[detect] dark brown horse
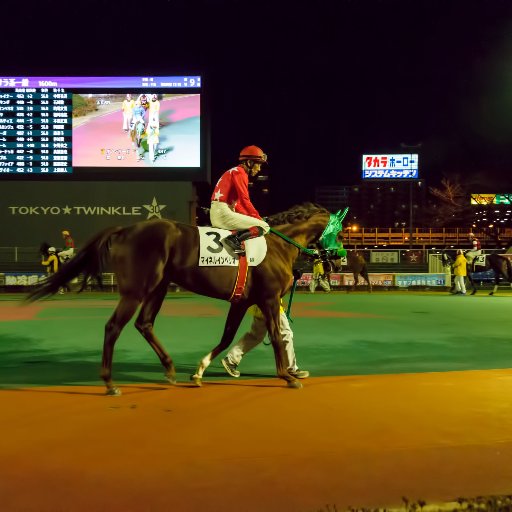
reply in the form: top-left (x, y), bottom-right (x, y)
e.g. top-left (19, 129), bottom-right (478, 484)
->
top-left (26, 203), bottom-right (338, 394)
top-left (333, 250), bottom-right (372, 292)
top-left (441, 249), bottom-right (512, 295)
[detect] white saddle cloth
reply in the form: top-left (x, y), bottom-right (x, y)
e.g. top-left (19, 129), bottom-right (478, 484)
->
top-left (197, 226), bottom-right (267, 267)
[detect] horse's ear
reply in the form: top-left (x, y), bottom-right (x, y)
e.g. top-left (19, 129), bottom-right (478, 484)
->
top-left (336, 207), bottom-right (349, 223)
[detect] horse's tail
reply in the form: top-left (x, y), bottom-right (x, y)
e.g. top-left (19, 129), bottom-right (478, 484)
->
top-left (25, 226), bottom-right (123, 302)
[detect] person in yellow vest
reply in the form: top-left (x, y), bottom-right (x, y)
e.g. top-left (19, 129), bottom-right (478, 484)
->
top-left (221, 300), bottom-right (309, 379)
top-left (452, 249), bottom-right (468, 295)
top-left (41, 247), bottom-right (65, 294)
top-left (121, 94), bottom-right (135, 132)
top-left (309, 257), bottom-right (331, 293)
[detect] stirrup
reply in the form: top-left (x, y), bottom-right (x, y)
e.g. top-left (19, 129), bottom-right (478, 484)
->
top-left (222, 236), bottom-right (245, 255)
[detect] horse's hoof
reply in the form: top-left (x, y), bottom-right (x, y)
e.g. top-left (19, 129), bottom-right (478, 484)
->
top-left (489, 292), bottom-right (494, 296)
top-left (471, 291), bottom-right (477, 295)
top-left (106, 387), bottom-right (121, 396)
top-left (287, 380), bottom-right (303, 389)
top-left (190, 375), bottom-right (202, 387)
top-left (165, 373), bottom-right (177, 385)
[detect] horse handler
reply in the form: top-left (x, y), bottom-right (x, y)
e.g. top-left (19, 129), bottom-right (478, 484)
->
top-left (210, 145), bottom-right (270, 255)
top-left (222, 301), bottom-right (309, 380)
top-left (453, 249), bottom-right (468, 295)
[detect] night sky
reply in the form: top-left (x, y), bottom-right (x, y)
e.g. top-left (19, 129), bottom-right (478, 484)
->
top-left (9, 0), bottom-right (512, 210)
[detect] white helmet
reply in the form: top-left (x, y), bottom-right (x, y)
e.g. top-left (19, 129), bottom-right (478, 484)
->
top-left (48, 247), bottom-right (56, 254)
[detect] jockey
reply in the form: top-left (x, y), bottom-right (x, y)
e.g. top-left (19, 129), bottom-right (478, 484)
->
top-left (465, 232), bottom-right (482, 267)
top-left (137, 94), bottom-right (149, 111)
top-left (210, 145), bottom-right (270, 255)
top-left (58, 230), bottom-right (75, 261)
top-left (131, 100), bottom-right (146, 130)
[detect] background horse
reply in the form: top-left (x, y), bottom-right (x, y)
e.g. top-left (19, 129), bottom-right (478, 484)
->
top-left (332, 250), bottom-right (372, 292)
top-left (441, 249), bottom-right (512, 295)
top-left (26, 203), bottom-right (339, 394)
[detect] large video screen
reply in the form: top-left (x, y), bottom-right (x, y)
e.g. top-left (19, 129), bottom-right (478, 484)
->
top-left (0, 76), bottom-right (208, 181)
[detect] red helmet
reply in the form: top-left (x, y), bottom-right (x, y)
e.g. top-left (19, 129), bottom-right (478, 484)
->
top-left (239, 145), bottom-right (267, 163)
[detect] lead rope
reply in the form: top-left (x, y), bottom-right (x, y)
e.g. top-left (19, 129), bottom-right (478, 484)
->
top-left (262, 228), bottom-right (316, 346)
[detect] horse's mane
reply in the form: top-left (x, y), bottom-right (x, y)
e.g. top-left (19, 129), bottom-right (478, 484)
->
top-left (266, 203), bottom-right (330, 227)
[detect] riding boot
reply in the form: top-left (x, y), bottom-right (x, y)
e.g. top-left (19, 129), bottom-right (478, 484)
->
top-left (222, 227), bottom-right (264, 255)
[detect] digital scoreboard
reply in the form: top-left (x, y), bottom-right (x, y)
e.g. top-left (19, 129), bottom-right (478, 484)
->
top-left (0, 76), bottom-right (205, 180)
top-left (0, 86), bottom-right (72, 173)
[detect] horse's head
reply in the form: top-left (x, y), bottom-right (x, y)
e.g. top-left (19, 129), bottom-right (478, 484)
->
top-left (267, 203), bottom-right (347, 257)
top-left (441, 250), bottom-right (454, 267)
top-left (318, 207), bottom-right (348, 259)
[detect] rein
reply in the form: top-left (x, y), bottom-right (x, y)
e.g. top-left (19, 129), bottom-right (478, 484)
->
top-left (269, 227), bottom-right (317, 257)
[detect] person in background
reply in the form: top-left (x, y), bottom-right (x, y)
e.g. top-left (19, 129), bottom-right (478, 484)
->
top-left (452, 248), bottom-right (468, 295)
top-left (309, 256), bottom-right (331, 293)
top-left (148, 93), bottom-right (160, 125)
top-left (146, 119), bottom-right (159, 163)
top-left (58, 230), bottom-right (75, 262)
top-left (465, 232), bottom-right (482, 269)
top-left (221, 300), bottom-right (309, 380)
top-left (210, 145), bottom-right (270, 255)
top-left (121, 93), bottom-right (134, 132)
top-left (41, 247), bottom-right (65, 294)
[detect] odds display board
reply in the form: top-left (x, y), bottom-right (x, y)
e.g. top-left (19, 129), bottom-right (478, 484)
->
top-left (0, 76), bottom-right (207, 181)
top-left (362, 154), bottom-right (419, 179)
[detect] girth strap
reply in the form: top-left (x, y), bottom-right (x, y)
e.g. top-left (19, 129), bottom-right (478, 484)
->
top-left (229, 247), bottom-right (249, 302)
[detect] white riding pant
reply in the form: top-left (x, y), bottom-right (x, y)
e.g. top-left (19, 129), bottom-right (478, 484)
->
top-left (58, 248), bottom-right (74, 262)
top-left (210, 201), bottom-right (269, 233)
top-left (227, 310), bottom-right (298, 372)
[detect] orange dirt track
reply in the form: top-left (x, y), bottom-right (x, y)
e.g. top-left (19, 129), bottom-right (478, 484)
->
top-left (1, 370), bottom-right (512, 512)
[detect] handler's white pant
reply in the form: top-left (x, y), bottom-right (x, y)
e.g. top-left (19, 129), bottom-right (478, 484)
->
top-left (122, 112), bottom-right (132, 131)
top-left (454, 275), bottom-right (466, 294)
top-left (210, 201), bottom-right (269, 233)
top-left (227, 310), bottom-right (298, 372)
top-left (310, 274), bottom-right (331, 293)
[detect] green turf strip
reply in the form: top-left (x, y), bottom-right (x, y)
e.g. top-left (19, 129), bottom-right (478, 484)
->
top-left (1, 291), bottom-right (511, 388)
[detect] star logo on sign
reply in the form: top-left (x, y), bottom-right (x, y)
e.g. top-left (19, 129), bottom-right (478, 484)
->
top-left (143, 197), bottom-right (167, 219)
top-left (409, 253), bottom-right (418, 262)
top-left (62, 205), bottom-right (72, 214)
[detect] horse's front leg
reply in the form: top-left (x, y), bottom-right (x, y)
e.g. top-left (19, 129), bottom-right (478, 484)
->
top-left (260, 300), bottom-right (302, 389)
top-left (191, 302), bottom-right (248, 387)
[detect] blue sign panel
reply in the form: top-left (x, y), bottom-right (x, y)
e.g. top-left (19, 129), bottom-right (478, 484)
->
top-left (362, 154), bottom-right (419, 179)
top-left (395, 273), bottom-right (446, 287)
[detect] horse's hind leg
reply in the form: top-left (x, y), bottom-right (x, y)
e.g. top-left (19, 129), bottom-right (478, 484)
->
top-left (134, 281), bottom-right (176, 384)
top-left (102, 295), bottom-right (140, 396)
top-left (191, 302), bottom-right (248, 386)
top-left (351, 273), bottom-right (359, 291)
top-left (468, 273), bottom-right (477, 295)
top-left (361, 269), bottom-right (372, 292)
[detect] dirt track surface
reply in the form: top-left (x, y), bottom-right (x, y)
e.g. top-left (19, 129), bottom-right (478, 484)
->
top-left (2, 370), bottom-right (512, 512)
